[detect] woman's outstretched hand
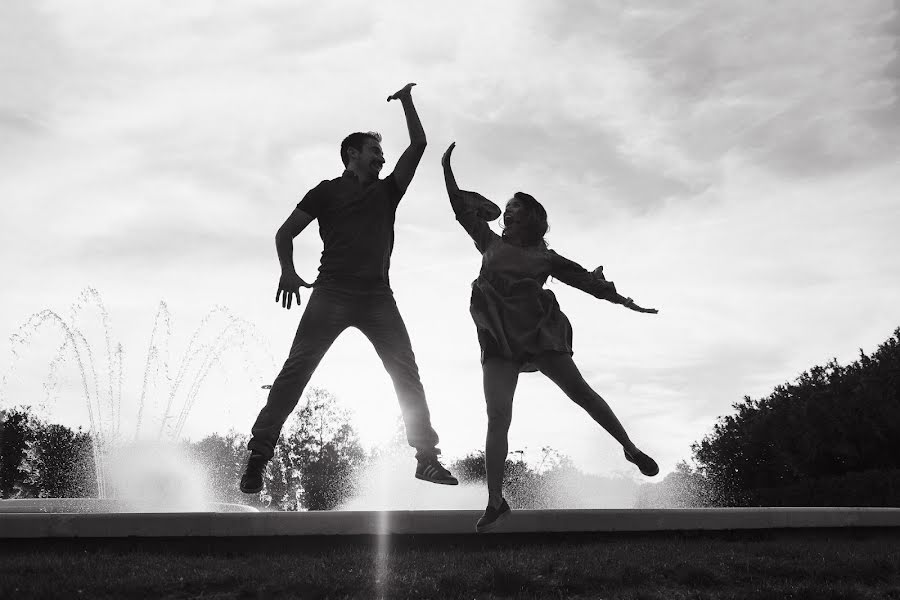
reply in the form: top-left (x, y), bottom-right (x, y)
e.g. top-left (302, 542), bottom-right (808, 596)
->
top-left (442, 142), bottom-right (462, 198)
top-left (623, 297), bottom-right (659, 314)
top-left (442, 141), bottom-right (456, 167)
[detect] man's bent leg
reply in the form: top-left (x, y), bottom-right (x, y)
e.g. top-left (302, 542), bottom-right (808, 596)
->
top-left (358, 295), bottom-right (440, 461)
top-left (248, 289), bottom-right (349, 460)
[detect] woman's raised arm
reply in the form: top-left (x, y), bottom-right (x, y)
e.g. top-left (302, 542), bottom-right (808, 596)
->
top-left (442, 142), bottom-right (500, 254)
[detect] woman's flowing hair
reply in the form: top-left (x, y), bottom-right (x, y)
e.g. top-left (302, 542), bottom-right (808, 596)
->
top-left (502, 191), bottom-right (549, 249)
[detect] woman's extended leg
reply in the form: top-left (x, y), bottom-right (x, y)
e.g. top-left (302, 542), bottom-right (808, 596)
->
top-left (532, 352), bottom-right (639, 455)
top-left (482, 356), bottom-right (521, 508)
top-left (533, 352), bottom-right (658, 475)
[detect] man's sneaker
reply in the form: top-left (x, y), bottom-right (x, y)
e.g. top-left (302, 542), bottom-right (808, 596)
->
top-left (415, 457), bottom-right (459, 485)
top-left (239, 451), bottom-right (269, 493)
top-left (476, 498), bottom-right (511, 533)
top-left (624, 448), bottom-right (659, 477)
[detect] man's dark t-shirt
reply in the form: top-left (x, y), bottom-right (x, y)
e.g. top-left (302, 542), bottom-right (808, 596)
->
top-left (297, 170), bottom-right (405, 295)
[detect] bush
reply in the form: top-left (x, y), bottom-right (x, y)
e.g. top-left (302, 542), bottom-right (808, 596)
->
top-left (691, 327), bottom-right (900, 506)
top-left (751, 468), bottom-right (900, 507)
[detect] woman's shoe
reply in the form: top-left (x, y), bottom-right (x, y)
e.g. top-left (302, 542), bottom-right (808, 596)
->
top-left (476, 498), bottom-right (511, 533)
top-left (624, 448), bottom-right (659, 477)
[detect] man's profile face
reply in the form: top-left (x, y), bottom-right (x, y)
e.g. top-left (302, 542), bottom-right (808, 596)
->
top-left (352, 138), bottom-right (385, 179)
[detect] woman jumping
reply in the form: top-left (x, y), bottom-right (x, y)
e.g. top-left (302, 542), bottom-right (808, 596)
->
top-left (442, 142), bottom-right (660, 533)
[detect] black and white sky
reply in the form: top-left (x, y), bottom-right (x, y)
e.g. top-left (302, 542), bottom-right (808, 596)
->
top-left (2, 0), bottom-right (899, 479)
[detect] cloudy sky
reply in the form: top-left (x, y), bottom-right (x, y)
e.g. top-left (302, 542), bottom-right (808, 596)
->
top-left (2, 0), bottom-right (899, 485)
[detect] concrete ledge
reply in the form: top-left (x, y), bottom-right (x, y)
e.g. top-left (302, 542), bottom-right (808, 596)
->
top-left (0, 499), bottom-right (257, 514)
top-left (1, 507), bottom-right (899, 538)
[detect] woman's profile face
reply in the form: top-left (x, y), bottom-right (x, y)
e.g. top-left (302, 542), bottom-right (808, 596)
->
top-left (503, 197), bottom-right (526, 227)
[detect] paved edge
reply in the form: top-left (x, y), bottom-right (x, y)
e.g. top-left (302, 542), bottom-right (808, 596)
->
top-left (1, 508), bottom-right (899, 538)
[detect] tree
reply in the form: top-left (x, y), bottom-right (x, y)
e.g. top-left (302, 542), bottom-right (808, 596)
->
top-left (1, 407), bottom-right (100, 499)
top-left (450, 447), bottom-right (591, 509)
top-left (450, 451), bottom-right (486, 484)
top-left (690, 327), bottom-right (900, 506)
top-left (0, 407), bottom-right (39, 499)
top-left (635, 461), bottom-right (715, 508)
top-left (179, 388), bottom-right (365, 511)
top-left (280, 387), bottom-right (365, 510)
top-left (28, 423), bottom-right (96, 498)
top-left (264, 435), bottom-right (301, 511)
top-left (190, 430), bottom-right (255, 506)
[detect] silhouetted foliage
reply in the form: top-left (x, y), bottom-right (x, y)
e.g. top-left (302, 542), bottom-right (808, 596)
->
top-left (752, 468), bottom-right (900, 507)
top-left (191, 429), bottom-right (254, 507)
top-left (505, 449), bottom-right (566, 509)
top-left (185, 388), bottom-right (364, 511)
top-left (0, 407), bottom-right (37, 499)
top-left (0, 388), bottom-right (365, 509)
top-left (29, 423), bottom-right (96, 498)
top-left (635, 461), bottom-right (717, 508)
top-left (450, 446), bottom-right (639, 509)
top-left (690, 327), bottom-right (900, 506)
top-left (451, 450), bottom-right (486, 483)
top-left (0, 406), bottom-right (97, 499)
top-left (282, 388), bottom-right (365, 510)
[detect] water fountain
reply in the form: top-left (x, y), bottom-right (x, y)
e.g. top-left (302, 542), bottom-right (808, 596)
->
top-left (2, 290), bottom-right (899, 538)
top-left (0, 288), bottom-right (275, 512)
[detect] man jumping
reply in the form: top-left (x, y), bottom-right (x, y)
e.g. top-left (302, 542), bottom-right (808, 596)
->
top-left (240, 83), bottom-right (458, 494)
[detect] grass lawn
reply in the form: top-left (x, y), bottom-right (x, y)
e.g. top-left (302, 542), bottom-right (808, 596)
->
top-left (1, 530), bottom-right (898, 599)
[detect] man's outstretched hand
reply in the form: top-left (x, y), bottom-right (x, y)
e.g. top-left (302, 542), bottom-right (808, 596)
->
top-left (276, 272), bottom-right (312, 310)
top-left (387, 83), bottom-right (416, 102)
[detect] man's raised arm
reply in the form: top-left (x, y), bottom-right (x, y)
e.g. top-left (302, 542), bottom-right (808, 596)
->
top-left (387, 82), bottom-right (427, 193)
